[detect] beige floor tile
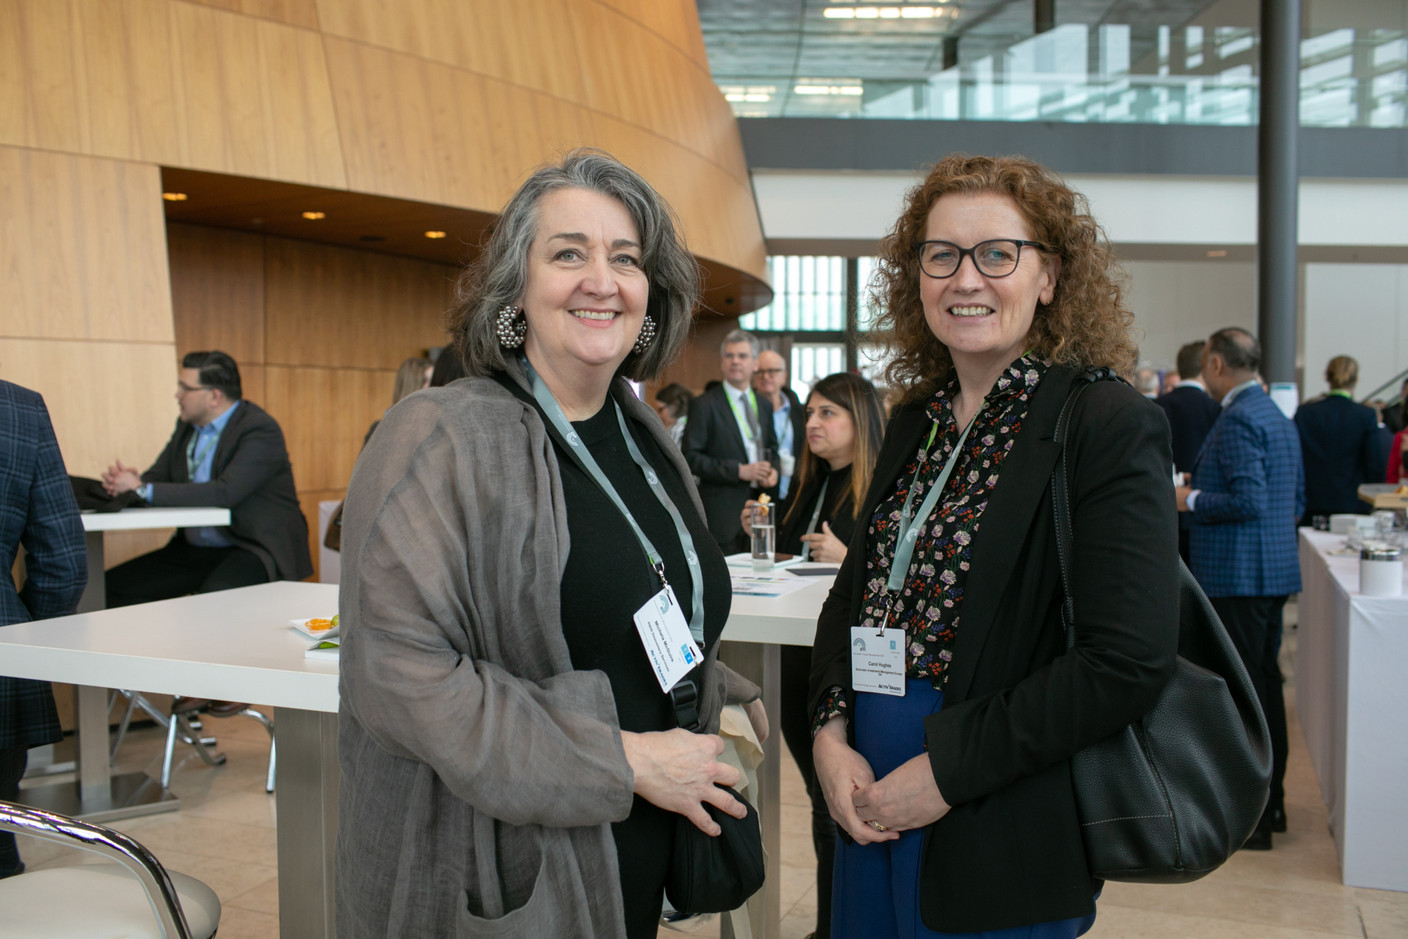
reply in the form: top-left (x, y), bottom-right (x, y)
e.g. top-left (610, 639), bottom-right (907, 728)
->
top-left (1089, 903), bottom-right (1358, 938)
top-left (227, 874), bottom-right (281, 916)
top-left (1357, 886), bottom-right (1408, 939)
top-left (212, 904), bottom-right (280, 939)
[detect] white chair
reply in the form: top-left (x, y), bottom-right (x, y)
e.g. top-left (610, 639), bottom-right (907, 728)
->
top-left (0, 799), bottom-right (221, 938)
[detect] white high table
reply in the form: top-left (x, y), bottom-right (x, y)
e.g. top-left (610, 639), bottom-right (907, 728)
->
top-left (0, 580), bottom-right (340, 937)
top-left (1296, 529), bottom-right (1408, 892)
top-left (21, 507), bottom-right (235, 820)
top-left (719, 564), bottom-right (836, 938)
top-left (0, 569), bottom-right (835, 937)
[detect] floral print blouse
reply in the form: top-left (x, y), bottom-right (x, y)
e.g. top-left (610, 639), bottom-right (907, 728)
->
top-left (813, 355), bottom-right (1049, 732)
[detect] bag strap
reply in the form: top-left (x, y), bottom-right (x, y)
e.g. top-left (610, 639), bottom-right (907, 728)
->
top-left (1050, 366), bottom-right (1124, 651)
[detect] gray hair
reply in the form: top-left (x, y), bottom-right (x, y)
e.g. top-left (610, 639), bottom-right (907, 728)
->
top-left (721, 328), bottom-right (758, 357)
top-left (449, 149), bottom-right (700, 382)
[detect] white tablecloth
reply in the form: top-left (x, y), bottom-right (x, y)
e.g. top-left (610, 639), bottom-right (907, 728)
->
top-left (1296, 528), bottom-right (1408, 892)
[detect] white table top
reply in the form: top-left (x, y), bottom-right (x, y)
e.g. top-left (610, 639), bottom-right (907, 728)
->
top-left (0, 581), bottom-right (339, 712)
top-left (81, 506), bottom-right (231, 532)
top-left (1300, 528), bottom-right (1408, 605)
top-left (720, 565), bottom-right (835, 646)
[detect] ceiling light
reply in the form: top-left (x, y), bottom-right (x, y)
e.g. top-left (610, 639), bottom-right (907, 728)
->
top-left (855, 7), bottom-right (879, 18)
top-left (823, 8), bottom-right (855, 17)
top-left (902, 7), bottom-right (934, 17)
top-left (302, 211), bottom-right (326, 220)
top-left (878, 7), bottom-right (901, 18)
top-left (162, 192), bottom-right (188, 201)
top-left (424, 231), bottom-right (447, 239)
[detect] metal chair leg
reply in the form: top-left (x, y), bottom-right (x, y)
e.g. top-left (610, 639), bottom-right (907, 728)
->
top-left (109, 691), bottom-right (140, 763)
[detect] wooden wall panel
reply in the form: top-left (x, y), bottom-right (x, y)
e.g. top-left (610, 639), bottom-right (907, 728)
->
top-left (595, 0), bottom-right (711, 69)
top-left (323, 38), bottom-right (600, 210)
top-left (0, 147), bottom-right (173, 343)
top-left (0, 339), bottom-right (179, 480)
top-left (180, 0), bottom-right (320, 29)
top-left (314, 0), bottom-right (588, 104)
top-left (265, 365), bottom-right (391, 492)
top-left (167, 223), bottom-right (266, 366)
top-left (0, 0), bottom-right (346, 187)
top-left (263, 237), bottom-right (455, 369)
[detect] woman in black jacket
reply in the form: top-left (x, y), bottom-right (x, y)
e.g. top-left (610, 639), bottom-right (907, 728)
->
top-left (809, 154), bottom-right (1178, 937)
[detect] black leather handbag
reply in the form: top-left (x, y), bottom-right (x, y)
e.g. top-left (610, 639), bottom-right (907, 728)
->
top-left (662, 679), bottom-right (766, 913)
top-left (1050, 370), bottom-right (1272, 883)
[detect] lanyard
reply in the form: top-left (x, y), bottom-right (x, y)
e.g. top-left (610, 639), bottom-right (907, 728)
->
top-left (724, 386), bottom-right (761, 444)
top-left (798, 476), bottom-right (829, 562)
top-left (185, 428), bottom-right (219, 480)
top-left (883, 405), bottom-right (982, 599)
top-left (524, 359), bottom-right (706, 643)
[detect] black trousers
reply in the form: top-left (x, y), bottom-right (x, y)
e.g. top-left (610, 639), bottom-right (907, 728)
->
top-left (104, 537), bottom-right (269, 608)
top-left (0, 747), bottom-right (26, 875)
top-left (1210, 595), bottom-right (1289, 820)
top-left (781, 644), bottom-right (836, 939)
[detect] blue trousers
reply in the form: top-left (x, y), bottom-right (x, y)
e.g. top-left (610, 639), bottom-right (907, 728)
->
top-left (831, 680), bottom-right (1096, 939)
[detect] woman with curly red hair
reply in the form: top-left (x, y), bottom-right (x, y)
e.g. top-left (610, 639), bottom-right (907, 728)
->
top-left (809, 154), bottom-right (1179, 936)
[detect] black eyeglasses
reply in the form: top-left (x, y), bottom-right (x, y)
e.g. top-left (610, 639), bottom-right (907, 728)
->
top-left (177, 382), bottom-right (212, 395)
top-left (916, 239), bottom-right (1048, 279)
top-left (754, 368), bottom-right (785, 378)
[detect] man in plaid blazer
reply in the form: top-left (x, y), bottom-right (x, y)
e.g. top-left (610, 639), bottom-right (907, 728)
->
top-left (0, 380), bottom-right (87, 877)
top-left (1176, 327), bottom-right (1303, 851)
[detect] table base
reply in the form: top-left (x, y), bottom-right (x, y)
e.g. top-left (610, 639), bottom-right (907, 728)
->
top-left (19, 770), bottom-right (179, 823)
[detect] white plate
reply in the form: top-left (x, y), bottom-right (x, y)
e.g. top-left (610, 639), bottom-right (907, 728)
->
top-left (289, 617), bottom-right (339, 640)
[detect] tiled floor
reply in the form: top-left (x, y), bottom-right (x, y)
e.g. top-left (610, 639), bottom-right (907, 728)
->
top-left (16, 624), bottom-right (1408, 938)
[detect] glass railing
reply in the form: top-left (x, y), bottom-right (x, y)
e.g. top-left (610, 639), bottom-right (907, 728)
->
top-left (714, 25), bottom-right (1407, 127)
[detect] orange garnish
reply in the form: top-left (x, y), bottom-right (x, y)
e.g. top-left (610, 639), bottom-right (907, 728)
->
top-left (306, 618), bottom-right (333, 631)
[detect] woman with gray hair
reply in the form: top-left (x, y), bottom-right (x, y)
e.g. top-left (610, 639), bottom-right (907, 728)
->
top-left (335, 149), bottom-right (764, 937)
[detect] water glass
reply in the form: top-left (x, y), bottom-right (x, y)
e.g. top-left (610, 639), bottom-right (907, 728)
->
top-left (750, 503), bottom-right (775, 573)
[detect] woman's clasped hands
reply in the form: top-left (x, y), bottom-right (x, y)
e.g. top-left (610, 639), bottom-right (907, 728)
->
top-left (813, 719), bottom-right (951, 842)
top-left (622, 728), bottom-right (745, 836)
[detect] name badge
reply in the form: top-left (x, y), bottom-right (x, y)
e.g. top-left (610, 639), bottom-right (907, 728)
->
top-left (633, 585), bottom-right (704, 694)
top-left (850, 627), bottom-right (906, 696)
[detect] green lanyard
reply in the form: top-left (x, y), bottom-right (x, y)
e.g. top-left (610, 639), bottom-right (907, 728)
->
top-left (724, 386), bottom-right (761, 444)
top-left (524, 359), bottom-right (706, 644)
top-left (884, 406), bottom-right (982, 597)
top-left (185, 429), bottom-right (219, 480)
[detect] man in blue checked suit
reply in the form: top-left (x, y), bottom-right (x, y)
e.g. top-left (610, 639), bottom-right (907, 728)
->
top-left (1, 380), bottom-right (87, 878)
top-left (1176, 327), bottom-right (1303, 851)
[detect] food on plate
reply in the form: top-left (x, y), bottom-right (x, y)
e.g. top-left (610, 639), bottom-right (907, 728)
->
top-left (305, 617), bottom-right (334, 632)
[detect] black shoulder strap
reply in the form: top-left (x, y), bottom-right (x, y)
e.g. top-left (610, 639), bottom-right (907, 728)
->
top-left (1050, 366), bottom-right (1125, 650)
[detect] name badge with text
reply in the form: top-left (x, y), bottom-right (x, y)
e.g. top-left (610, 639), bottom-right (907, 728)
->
top-left (850, 627), bottom-right (906, 696)
top-left (633, 586), bottom-right (703, 694)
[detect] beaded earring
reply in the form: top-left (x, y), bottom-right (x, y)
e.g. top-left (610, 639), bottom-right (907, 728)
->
top-left (495, 305), bottom-right (526, 348)
top-left (632, 315), bottom-right (657, 355)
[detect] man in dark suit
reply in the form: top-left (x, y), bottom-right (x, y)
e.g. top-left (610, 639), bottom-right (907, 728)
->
top-left (1294, 355), bottom-right (1391, 525)
top-left (1176, 327), bottom-right (1304, 850)
top-left (0, 380), bottom-right (86, 878)
top-left (682, 329), bottom-right (778, 550)
top-left (1156, 340), bottom-right (1223, 562)
top-left (753, 348), bottom-right (805, 501)
top-left (102, 351), bottom-right (312, 606)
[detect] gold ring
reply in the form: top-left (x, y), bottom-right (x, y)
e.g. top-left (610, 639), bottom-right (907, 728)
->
top-left (871, 821), bottom-right (888, 832)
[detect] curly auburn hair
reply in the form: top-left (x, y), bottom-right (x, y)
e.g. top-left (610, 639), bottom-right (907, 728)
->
top-left (870, 154), bottom-right (1136, 401)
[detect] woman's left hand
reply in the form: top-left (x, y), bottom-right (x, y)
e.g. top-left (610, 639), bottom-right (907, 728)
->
top-left (851, 754), bottom-right (951, 832)
top-left (799, 521), bottom-right (847, 564)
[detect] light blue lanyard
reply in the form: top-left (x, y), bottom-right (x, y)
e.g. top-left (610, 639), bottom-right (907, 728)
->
top-left (884, 408), bottom-right (981, 596)
top-left (185, 429), bottom-right (219, 480)
top-left (798, 477), bottom-right (829, 562)
top-left (524, 359), bottom-right (706, 644)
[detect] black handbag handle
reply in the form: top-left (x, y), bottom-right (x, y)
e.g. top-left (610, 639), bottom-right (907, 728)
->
top-left (1049, 367), bottom-right (1123, 650)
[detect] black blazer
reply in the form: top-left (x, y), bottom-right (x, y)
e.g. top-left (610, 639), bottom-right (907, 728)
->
top-left (810, 367), bottom-right (1178, 932)
top-left (144, 400), bottom-right (313, 582)
top-left (1154, 384), bottom-right (1220, 475)
top-left (681, 384), bottom-right (778, 547)
top-left (1294, 393), bottom-right (1390, 522)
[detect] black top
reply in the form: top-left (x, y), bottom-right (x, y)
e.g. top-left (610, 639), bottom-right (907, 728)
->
top-left (777, 463), bottom-right (856, 555)
top-left (551, 396), bottom-right (732, 734)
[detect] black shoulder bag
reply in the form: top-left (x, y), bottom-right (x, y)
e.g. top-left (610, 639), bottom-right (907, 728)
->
top-left (661, 678), bottom-right (767, 914)
top-left (1051, 368), bottom-right (1272, 883)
